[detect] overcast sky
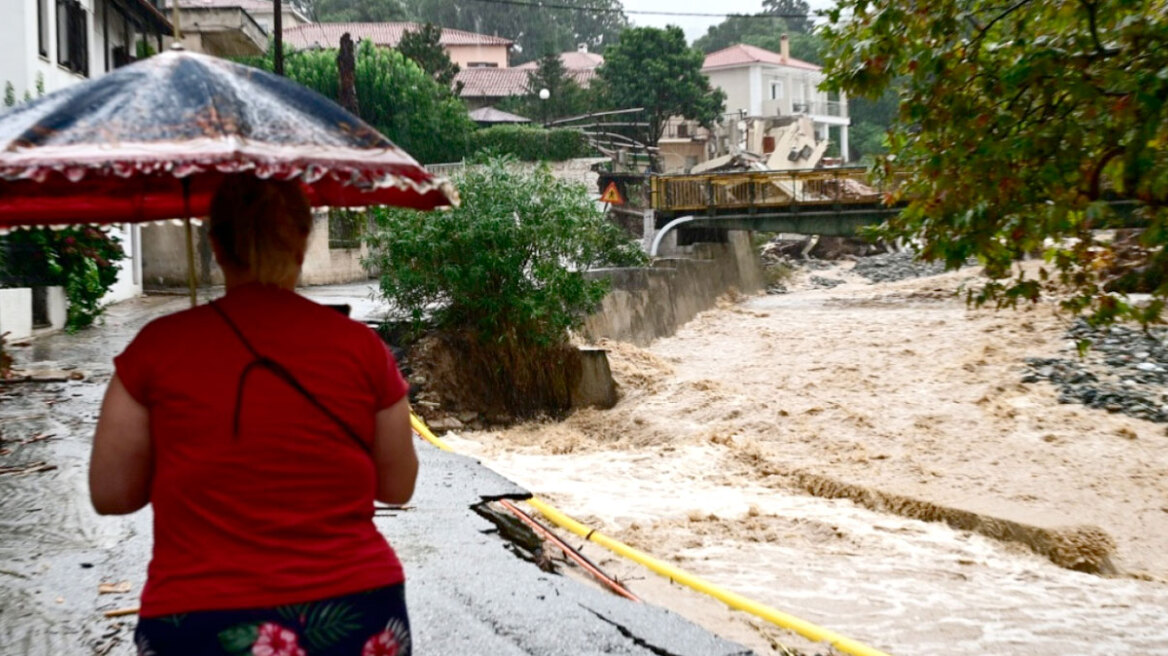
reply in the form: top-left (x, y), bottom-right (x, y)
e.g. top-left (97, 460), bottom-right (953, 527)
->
top-left (621, 0), bottom-right (837, 44)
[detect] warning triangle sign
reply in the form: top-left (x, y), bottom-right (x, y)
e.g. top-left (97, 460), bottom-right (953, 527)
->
top-left (600, 181), bottom-right (625, 205)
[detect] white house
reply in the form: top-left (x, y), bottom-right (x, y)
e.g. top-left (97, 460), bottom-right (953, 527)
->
top-left (0, 0), bottom-right (171, 336)
top-left (702, 39), bottom-right (850, 161)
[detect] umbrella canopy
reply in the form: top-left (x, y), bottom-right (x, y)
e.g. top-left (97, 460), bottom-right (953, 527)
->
top-left (0, 49), bottom-right (457, 227)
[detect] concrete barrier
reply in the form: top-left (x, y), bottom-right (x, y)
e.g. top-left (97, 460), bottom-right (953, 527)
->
top-left (582, 231), bottom-right (763, 346)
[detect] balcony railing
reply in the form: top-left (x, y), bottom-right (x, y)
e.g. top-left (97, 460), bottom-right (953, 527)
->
top-left (791, 100), bottom-right (847, 118)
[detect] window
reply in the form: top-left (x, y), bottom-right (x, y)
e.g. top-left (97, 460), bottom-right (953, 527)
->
top-left (467, 62), bottom-right (498, 68)
top-left (37, 0), bottom-right (50, 58)
top-left (769, 80), bottom-right (783, 100)
top-left (56, 0), bottom-right (88, 76)
top-left (676, 123), bottom-right (689, 138)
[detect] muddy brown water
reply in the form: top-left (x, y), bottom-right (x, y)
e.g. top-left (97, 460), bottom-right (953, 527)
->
top-left (451, 261), bottom-right (1168, 656)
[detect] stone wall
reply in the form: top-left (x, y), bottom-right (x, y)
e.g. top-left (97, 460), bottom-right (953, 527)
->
top-left (581, 231), bottom-right (763, 346)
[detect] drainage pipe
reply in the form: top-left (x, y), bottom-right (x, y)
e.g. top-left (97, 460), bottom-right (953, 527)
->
top-left (410, 413), bottom-right (893, 656)
top-left (648, 215), bottom-right (695, 257)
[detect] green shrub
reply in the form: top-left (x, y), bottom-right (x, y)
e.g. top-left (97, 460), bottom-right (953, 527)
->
top-left (365, 155), bottom-right (645, 416)
top-left (466, 125), bottom-right (590, 162)
top-left (0, 227), bottom-right (125, 332)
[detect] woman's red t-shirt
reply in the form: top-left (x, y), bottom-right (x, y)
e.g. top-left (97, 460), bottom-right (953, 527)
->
top-left (114, 284), bottom-right (410, 617)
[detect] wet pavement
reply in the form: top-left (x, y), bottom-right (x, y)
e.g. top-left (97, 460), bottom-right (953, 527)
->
top-left (0, 284), bottom-right (752, 656)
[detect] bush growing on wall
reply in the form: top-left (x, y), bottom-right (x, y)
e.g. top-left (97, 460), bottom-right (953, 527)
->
top-left (466, 125), bottom-right (590, 162)
top-left (364, 155), bottom-right (644, 416)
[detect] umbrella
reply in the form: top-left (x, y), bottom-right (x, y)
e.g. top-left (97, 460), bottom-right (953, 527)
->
top-left (0, 48), bottom-right (457, 226)
top-left (0, 47), bottom-right (456, 305)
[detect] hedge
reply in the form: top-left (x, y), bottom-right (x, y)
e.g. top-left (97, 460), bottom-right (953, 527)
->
top-left (466, 125), bottom-right (590, 162)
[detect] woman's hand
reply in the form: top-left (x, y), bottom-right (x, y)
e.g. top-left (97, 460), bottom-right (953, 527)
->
top-left (90, 375), bottom-right (153, 515)
top-left (373, 397), bottom-right (418, 505)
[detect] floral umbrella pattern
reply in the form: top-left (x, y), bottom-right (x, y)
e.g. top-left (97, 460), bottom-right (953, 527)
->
top-left (0, 49), bottom-right (457, 227)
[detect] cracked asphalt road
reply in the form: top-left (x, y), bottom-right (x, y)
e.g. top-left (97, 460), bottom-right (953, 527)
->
top-left (0, 287), bottom-right (752, 656)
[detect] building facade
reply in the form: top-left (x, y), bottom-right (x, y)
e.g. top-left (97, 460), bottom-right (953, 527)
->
top-left (702, 39), bottom-right (850, 162)
top-left (283, 22), bottom-right (512, 69)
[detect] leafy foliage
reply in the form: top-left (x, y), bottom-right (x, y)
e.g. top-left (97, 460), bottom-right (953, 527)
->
top-left (3, 82), bottom-right (14, 108)
top-left (366, 155), bottom-right (645, 416)
top-left (243, 42), bottom-right (475, 164)
top-left (0, 227), bottom-right (125, 332)
top-left (468, 125), bottom-right (590, 161)
top-left (761, 0), bottom-right (814, 34)
top-left (598, 26), bottom-right (726, 165)
top-left (693, 16), bottom-right (824, 63)
top-left (823, 0), bottom-right (1168, 325)
top-left (397, 22), bottom-right (462, 92)
top-left (365, 155), bottom-right (646, 347)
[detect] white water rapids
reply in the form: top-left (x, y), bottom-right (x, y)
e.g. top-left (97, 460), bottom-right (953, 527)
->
top-left (449, 262), bottom-right (1168, 656)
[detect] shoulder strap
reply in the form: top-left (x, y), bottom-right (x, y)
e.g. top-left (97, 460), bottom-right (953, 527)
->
top-left (208, 300), bottom-right (370, 454)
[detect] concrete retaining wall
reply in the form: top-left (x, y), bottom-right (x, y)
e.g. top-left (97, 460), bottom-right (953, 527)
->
top-left (140, 213), bottom-right (370, 288)
top-left (582, 231), bottom-right (763, 346)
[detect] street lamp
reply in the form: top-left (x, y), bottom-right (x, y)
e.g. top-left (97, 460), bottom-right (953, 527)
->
top-left (538, 88), bottom-right (550, 127)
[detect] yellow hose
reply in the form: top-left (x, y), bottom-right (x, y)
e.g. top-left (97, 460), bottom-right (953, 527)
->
top-left (410, 412), bottom-right (893, 656)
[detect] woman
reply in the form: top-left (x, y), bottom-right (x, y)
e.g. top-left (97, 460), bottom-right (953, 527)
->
top-left (89, 176), bottom-right (418, 656)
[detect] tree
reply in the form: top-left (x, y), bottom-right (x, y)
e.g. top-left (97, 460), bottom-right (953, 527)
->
top-left (693, 15), bottom-right (825, 64)
top-left (512, 53), bottom-right (592, 124)
top-left (404, 0), bottom-right (628, 65)
top-left (822, 0), bottom-right (1168, 326)
top-left (762, 0), bottom-right (813, 34)
top-left (397, 22), bottom-right (462, 92)
top-left (242, 41), bottom-right (475, 164)
top-left (365, 155), bottom-right (646, 416)
top-left (599, 26), bottom-right (725, 167)
top-left (847, 84), bottom-right (899, 161)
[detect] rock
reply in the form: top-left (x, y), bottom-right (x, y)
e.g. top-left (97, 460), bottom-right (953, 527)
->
top-left (427, 416), bottom-right (464, 432)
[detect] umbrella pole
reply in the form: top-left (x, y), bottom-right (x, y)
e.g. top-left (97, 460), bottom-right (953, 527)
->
top-left (181, 178), bottom-right (197, 307)
top-left (184, 218), bottom-right (197, 307)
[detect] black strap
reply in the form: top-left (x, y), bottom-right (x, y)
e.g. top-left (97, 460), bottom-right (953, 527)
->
top-left (208, 300), bottom-right (370, 454)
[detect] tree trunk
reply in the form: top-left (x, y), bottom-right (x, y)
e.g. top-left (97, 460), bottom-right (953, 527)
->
top-left (337, 33), bottom-right (359, 116)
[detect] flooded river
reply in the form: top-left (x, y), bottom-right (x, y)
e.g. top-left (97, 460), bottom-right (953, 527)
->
top-left (452, 262), bottom-right (1168, 656)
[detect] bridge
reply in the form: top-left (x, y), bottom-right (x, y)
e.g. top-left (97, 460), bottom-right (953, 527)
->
top-left (646, 167), bottom-right (903, 255)
top-left (643, 167), bottom-right (1144, 256)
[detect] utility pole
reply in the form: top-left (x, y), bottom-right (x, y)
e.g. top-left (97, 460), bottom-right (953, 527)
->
top-left (273, 0), bottom-right (284, 75)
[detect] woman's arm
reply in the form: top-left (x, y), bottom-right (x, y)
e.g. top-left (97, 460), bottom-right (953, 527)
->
top-left (89, 375), bottom-right (153, 515)
top-left (373, 397), bottom-right (418, 505)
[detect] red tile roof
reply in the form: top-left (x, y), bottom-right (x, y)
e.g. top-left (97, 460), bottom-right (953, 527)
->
top-left (515, 50), bottom-right (604, 70)
top-left (455, 68), bottom-right (529, 98)
top-left (702, 44), bottom-right (821, 72)
top-left (455, 67), bottom-right (597, 98)
top-left (283, 22), bottom-right (513, 50)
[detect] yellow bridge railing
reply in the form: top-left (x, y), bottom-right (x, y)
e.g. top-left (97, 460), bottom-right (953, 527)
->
top-left (650, 167), bottom-right (906, 214)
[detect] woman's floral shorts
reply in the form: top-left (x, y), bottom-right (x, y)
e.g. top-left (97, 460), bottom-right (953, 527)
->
top-left (134, 584), bottom-right (410, 656)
